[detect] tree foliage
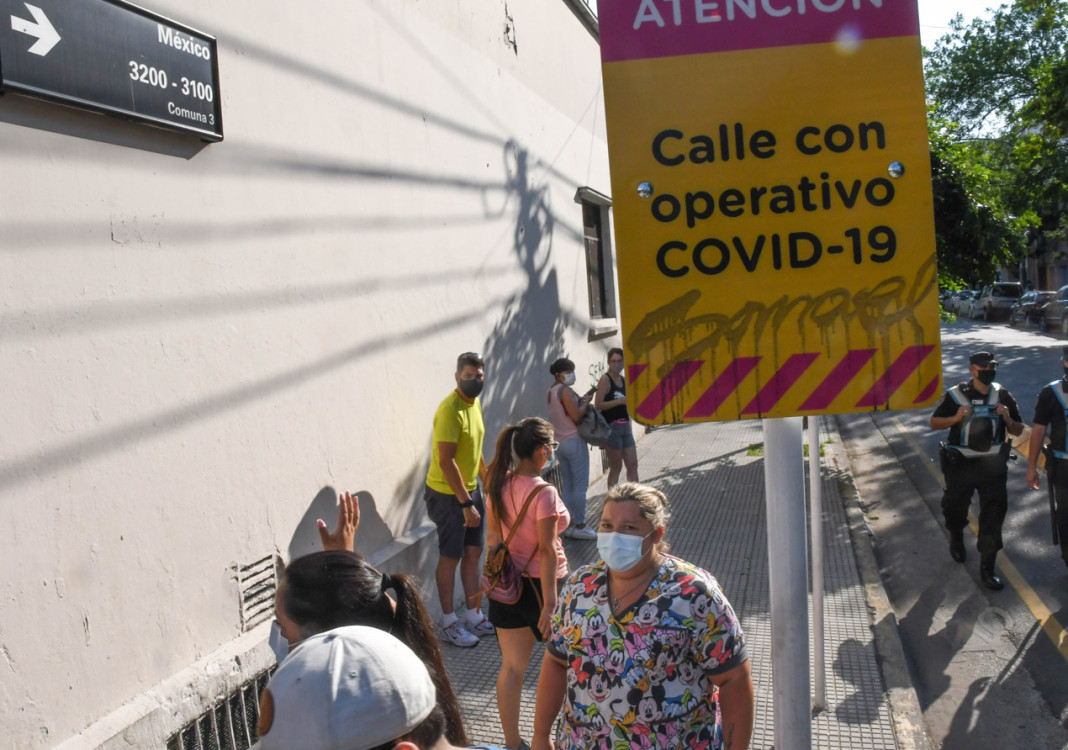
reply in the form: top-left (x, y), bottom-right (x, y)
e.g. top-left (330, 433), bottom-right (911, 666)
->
top-left (924, 0), bottom-right (1068, 286)
top-left (929, 121), bottom-right (1017, 286)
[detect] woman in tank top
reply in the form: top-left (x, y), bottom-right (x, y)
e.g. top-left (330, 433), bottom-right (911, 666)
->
top-left (595, 347), bottom-right (639, 487)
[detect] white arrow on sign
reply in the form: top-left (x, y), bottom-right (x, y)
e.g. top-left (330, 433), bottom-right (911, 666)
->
top-left (11, 3), bottom-right (60, 56)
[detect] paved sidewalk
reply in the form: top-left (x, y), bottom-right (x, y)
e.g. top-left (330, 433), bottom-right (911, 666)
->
top-left (440, 419), bottom-right (925, 749)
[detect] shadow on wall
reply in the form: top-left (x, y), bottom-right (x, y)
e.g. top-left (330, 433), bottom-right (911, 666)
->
top-left (0, 27), bottom-right (601, 588)
top-left (480, 141), bottom-right (571, 444)
top-left (286, 486), bottom-right (395, 562)
top-left (384, 453), bottom-right (435, 540)
top-left (0, 93), bottom-right (209, 158)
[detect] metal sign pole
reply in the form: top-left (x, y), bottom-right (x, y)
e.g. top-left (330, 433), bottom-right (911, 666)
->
top-left (809, 417), bottom-right (826, 710)
top-left (764, 417), bottom-right (811, 750)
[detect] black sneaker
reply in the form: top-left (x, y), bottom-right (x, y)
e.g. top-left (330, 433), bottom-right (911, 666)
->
top-left (949, 529), bottom-right (966, 563)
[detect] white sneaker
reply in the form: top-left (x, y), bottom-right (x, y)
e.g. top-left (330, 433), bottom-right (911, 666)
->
top-left (467, 616), bottom-right (495, 637)
top-left (568, 525), bottom-right (597, 540)
top-left (440, 621), bottom-right (478, 648)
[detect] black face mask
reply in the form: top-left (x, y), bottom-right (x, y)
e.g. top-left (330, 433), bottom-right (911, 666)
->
top-left (977, 369), bottom-right (997, 386)
top-left (458, 378), bottom-right (484, 398)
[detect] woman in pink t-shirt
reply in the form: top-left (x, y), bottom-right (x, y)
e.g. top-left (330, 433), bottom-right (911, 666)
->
top-left (484, 417), bottom-right (570, 750)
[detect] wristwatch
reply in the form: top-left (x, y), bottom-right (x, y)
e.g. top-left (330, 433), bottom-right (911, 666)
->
top-left (459, 499), bottom-right (475, 508)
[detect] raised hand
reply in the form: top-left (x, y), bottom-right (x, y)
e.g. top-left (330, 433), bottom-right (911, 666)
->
top-left (317, 491), bottom-right (360, 551)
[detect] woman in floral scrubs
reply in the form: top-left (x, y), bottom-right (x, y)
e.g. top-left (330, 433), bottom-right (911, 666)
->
top-left (531, 483), bottom-right (754, 750)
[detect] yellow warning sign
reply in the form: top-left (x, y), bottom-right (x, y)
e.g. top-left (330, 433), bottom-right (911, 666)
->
top-left (600, 2), bottom-right (942, 424)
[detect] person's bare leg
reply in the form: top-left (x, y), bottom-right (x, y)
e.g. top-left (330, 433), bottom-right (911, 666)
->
top-left (460, 544), bottom-right (484, 614)
top-left (606, 447), bottom-right (623, 488)
top-left (623, 446), bottom-right (639, 483)
top-left (496, 627), bottom-right (537, 748)
top-left (436, 555), bottom-right (461, 614)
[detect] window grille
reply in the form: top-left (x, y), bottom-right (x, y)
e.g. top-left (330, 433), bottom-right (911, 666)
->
top-left (166, 669), bottom-right (274, 750)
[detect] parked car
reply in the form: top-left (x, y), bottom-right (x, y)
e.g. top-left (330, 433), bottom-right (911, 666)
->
top-left (945, 290), bottom-right (972, 314)
top-left (974, 282), bottom-right (1022, 321)
top-left (1042, 285), bottom-right (1068, 334)
top-left (1008, 290), bottom-right (1054, 326)
top-left (957, 290), bottom-right (979, 318)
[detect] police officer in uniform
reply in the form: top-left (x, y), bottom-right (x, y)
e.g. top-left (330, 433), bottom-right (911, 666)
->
top-left (1025, 347), bottom-right (1068, 570)
top-left (930, 351), bottom-right (1023, 590)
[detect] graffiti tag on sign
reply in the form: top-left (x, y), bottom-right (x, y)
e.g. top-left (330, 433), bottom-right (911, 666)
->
top-left (600, 0), bottom-right (941, 423)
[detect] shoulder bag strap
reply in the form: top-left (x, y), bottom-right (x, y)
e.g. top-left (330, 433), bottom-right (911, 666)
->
top-left (503, 482), bottom-right (546, 587)
top-left (501, 482), bottom-right (545, 547)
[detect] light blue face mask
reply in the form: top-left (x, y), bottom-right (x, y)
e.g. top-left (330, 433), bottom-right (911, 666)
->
top-left (597, 529), bottom-right (654, 572)
top-left (545, 444), bottom-right (557, 468)
top-left (268, 620), bottom-right (291, 664)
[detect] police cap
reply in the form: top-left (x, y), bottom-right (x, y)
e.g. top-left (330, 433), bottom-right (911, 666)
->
top-left (969, 351), bottom-right (997, 367)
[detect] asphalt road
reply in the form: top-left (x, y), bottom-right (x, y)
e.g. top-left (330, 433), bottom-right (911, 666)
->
top-left (838, 315), bottom-right (1068, 750)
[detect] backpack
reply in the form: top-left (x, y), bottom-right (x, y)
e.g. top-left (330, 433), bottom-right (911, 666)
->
top-left (577, 406), bottom-right (611, 447)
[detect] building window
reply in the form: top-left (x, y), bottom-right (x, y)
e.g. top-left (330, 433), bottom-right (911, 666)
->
top-left (575, 187), bottom-right (617, 335)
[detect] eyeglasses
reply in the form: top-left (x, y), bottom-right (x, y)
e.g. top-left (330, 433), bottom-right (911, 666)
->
top-left (548, 441), bottom-right (560, 449)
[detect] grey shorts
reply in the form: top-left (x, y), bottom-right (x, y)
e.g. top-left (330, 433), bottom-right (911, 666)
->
top-left (607, 419), bottom-right (636, 450)
top-left (424, 484), bottom-right (485, 559)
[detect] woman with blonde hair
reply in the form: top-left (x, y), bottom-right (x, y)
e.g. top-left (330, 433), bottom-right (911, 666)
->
top-left (484, 417), bottom-right (571, 750)
top-left (532, 482), bottom-right (754, 750)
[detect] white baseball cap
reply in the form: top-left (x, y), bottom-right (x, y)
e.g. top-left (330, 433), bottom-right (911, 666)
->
top-left (257, 625), bottom-right (436, 750)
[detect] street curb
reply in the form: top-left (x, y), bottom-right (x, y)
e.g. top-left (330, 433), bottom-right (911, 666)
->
top-left (826, 416), bottom-right (933, 750)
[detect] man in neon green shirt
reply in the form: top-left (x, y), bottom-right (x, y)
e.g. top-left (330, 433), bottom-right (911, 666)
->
top-left (425, 352), bottom-right (491, 647)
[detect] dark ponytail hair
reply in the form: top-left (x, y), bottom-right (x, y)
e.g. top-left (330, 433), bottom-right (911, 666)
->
top-left (279, 550), bottom-right (468, 745)
top-left (486, 417), bottom-right (554, 522)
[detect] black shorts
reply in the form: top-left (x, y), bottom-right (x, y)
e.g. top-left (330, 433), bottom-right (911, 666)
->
top-left (487, 576), bottom-right (560, 641)
top-left (424, 484), bottom-right (485, 559)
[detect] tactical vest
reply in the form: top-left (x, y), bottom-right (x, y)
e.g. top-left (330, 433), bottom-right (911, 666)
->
top-left (946, 383), bottom-right (1002, 457)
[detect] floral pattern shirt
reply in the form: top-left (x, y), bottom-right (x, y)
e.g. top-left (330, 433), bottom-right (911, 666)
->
top-left (547, 556), bottom-right (747, 750)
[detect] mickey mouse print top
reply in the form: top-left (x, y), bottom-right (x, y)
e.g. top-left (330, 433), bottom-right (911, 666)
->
top-left (546, 556), bottom-right (748, 750)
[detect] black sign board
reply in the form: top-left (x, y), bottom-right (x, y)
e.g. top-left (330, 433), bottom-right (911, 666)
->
top-left (0, 0), bottom-right (222, 140)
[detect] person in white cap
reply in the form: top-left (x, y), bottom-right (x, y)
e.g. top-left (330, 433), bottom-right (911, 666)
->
top-left (257, 625), bottom-right (506, 750)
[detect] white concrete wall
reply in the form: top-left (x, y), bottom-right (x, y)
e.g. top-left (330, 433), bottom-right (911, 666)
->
top-left (0, 1), bottom-right (611, 745)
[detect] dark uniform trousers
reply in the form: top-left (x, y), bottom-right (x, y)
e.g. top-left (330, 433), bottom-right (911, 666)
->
top-left (940, 443), bottom-right (1010, 555)
top-left (1044, 457), bottom-right (1068, 562)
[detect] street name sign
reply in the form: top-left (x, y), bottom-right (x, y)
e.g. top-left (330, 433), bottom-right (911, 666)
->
top-left (0, 0), bottom-right (222, 140)
top-left (601, 0), bottom-right (941, 424)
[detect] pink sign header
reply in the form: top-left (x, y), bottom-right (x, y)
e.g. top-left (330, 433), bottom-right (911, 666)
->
top-left (600, 0), bottom-right (920, 63)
